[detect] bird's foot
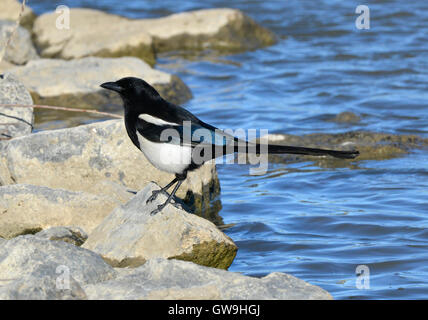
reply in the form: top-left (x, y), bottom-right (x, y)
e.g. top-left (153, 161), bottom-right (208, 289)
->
top-left (146, 189), bottom-right (168, 204)
top-left (150, 204), bottom-right (165, 216)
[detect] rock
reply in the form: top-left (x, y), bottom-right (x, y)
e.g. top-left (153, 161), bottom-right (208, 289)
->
top-left (330, 111), bottom-right (361, 124)
top-left (0, 236), bottom-right (331, 300)
top-left (0, 235), bottom-right (116, 299)
top-left (33, 8), bottom-right (275, 62)
top-left (0, 184), bottom-right (120, 239)
top-left (33, 8), bottom-right (155, 65)
top-left (83, 258), bottom-right (332, 300)
top-left (0, 0), bottom-right (36, 30)
top-left (0, 20), bottom-right (39, 65)
top-left (35, 226), bottom-right (88, 246)
top-left (86, 180), bottom-right (134, 204)
top-left (83, 183), bottom-right (237, 269)
top-left (9, 57), bottom-right (192, 107)
top-left (0, 141), bottom-right (10, 185)
top-left (0, 119), bottom-right (220, 214)
top-left (257, 131), bottom-right (428, 164)
top-left (0, 60), bottom-right (15, 73)
top-left (137, 8), bottom-right (276, 54)
top-left (0, 274), bottom-right (87, 300)
top-left (0, 73), bottom-right (33, 140)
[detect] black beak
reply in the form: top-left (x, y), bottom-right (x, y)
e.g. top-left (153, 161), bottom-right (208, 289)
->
top-left (100, 82), bottom-right (123, 93)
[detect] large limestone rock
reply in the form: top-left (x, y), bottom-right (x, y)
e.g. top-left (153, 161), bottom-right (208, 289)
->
top-left (0, 20), bottom-right (39, 65)
top-left (0, 60), bottom-right (14, 73)
top-left (0, 73), bottom-right (33, 140)
top-left (86, 180), bottom-right (134, 204)
top-left (83, 183), bottom-right (237, 269)
top-left (83, 258), bottom-right (333, 300)
top-left (0, 184), bottom-right (121, 239)
top-left (0, 142), bottom-right (7, 186)
top-left (138, 8), bottom-right (276, 54)
top-left (33, 8), bottom-right (155, 65)
top-left (0, 0), bottom-right (36, 29)
top-left (0, 235), bottom-right (116, 300)
top-left (0, 237), bottom-right (331, 300)
top-left (33, 8), bottom-right (275, 62)
top-left (0, 119), bottom-right (219, 214)
top-left (9, 57), bottom-right (192, 107)
top-left (35, 226), bottom-right (88, 247)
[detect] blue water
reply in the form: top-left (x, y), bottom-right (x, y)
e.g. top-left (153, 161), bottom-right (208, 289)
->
top-left (30, 0), bottom-right (428, 299)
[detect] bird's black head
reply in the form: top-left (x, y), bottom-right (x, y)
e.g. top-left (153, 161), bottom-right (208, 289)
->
top-left (100, 77), bottom-right (160, 109)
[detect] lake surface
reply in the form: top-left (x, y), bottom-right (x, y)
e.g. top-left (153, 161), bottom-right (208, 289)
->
top-left (29, 0), bottom-right (428, 299)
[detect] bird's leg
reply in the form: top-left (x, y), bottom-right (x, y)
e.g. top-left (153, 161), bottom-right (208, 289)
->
top-left (150, 180), bottom-right (184, 215)
top-left (146, 177), bottom-right (178, 204)
top-left (150, 173), bottom-right (186, 215)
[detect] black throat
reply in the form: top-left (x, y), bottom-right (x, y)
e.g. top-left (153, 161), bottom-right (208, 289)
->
top-left (123, 107), bottom-right (141, 149)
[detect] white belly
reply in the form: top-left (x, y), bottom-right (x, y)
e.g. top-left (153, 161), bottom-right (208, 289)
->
top-left (137, 134), bottom-right (192, 174)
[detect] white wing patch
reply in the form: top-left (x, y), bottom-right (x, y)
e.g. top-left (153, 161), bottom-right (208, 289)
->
top-left (136, 132), bottom-right (191, 174)
top-left (138, 113), bottom-right (177, 126)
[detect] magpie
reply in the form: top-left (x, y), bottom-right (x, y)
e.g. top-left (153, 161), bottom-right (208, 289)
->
top-left (101, 77), bottom-right (359, 215)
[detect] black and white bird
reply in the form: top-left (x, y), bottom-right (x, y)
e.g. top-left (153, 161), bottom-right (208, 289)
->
top-left (101, 77), bottom-right (359, 215)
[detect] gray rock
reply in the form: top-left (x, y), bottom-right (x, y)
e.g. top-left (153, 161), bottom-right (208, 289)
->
top-left (83, 183), bottom-right (237, 269)
top-left (83, 258), bottom-right (333, 300)
top-left (0, 141), bottom-right (7, 185)
top-left (141, 8), bottom-right (276, 54)
top-left (0, 119), bottom-right (219, 214)
top-left (0, 184), bottom-right (120, 239)
top-left (33, 8), bottom-right (155, 65)
top-left (35, 226), bottom-right (88, 246)
top-left (86, 180), bottom-right (135, 204)
top-left (0, 0), bottom-right (36, 30)
top-left (0, 274), bottom-right (87, 300)
top-left (0, 235), bottom-right (117, 300)
top-left (331, 111), bottom-right (361, 124)
top-left (9, 57), bottom-right (191, 106)
top-left (0, 20), bottom-right (39, 65)
top-left (0, 73), bottom-right (33, 140)
top-left (0, 60), bottom-right (14, 73)
top-left (33, 8), bottom-right (275, 61)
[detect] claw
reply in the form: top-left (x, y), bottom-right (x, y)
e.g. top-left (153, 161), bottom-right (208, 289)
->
top-left (150, 205), bottom-right (164, 216)
top-left (146, 189), bottom-right (165, 204)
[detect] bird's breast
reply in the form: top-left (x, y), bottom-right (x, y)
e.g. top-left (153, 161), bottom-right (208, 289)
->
top-left (136, 132), bottom-right (192, 174)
